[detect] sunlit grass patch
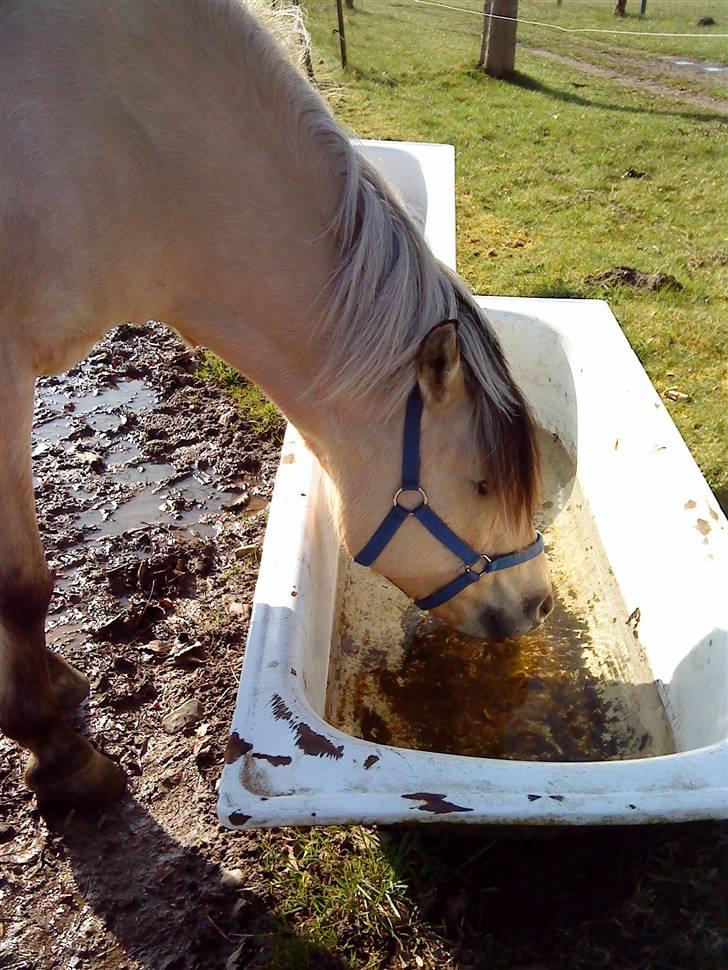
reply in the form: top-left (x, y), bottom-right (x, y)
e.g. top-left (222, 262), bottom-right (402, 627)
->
top-left (260, 827), bottom-right (455, 968)
top-left (196, 352), bottom-right (285, 439)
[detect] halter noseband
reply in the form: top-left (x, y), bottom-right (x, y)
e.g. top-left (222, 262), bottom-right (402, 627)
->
top-left (354, 385), bottom-right (544, 611)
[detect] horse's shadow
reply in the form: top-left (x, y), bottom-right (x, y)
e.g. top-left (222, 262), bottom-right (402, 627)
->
top-left (380, 819), bottom-right (722, 965)
top-left (48, 794), bottom-right (347, 970)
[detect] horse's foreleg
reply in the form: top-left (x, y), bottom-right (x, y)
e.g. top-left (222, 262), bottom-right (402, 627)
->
top-left (0, 357), bottom-right (125, 807)
top-left (46, 650), bottom-right (91, 711)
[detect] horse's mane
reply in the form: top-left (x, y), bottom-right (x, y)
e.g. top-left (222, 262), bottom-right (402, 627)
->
top-left (235, 1), bottom-right (540, 524)
top-left (315, 148), bottom-right (540, 524)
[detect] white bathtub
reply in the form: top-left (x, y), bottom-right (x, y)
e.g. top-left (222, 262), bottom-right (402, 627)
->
top-left (217, 142), bottom-right (728, 828)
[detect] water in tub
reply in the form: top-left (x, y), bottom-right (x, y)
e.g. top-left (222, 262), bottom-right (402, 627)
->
top-left (326, 430), bottom-right (675, 761)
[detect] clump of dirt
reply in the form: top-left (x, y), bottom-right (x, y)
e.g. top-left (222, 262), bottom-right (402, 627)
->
top-left (584, 265), bottom-right (683, 291)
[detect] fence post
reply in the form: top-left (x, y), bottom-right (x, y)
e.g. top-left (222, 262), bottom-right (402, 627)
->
top-left (478, 0), bottom-right (493, 68)
top-left (481, 0), bottom-right (518, 80)
top-left (640, 0), bottom-right (647, 14)
top-left (335, 0), bottom-right (347, 69)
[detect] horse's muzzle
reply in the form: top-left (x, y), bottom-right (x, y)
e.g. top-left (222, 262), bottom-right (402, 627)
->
top-left (478, 591), bottom-right (554, 643)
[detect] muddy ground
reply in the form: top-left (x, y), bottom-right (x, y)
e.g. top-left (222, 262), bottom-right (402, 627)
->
top-left (1, 325), bottom-right (726, 970)
top-left (1, 325), bottom-right (288, 969)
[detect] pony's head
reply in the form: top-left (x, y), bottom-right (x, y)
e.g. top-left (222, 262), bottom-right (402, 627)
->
top-left (316, 153), bottom-right (551, 641)
top-left (347, 315), bottom-right (552, 642)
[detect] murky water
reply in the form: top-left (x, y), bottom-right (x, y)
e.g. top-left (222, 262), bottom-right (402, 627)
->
top-left (326, 430), bottom-right (675, 762)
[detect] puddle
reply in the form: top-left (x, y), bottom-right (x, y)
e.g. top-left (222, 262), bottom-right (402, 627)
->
top-left (113, 461), bottom-right (175, 483)
top-left (46, 621), bottom-right (88, 650)
top-left (32, 372), bottom-right (270, 544)
top-left (87, 412), bottom-right (125, 433)
top-left (326, 430), bottom-right (675, 762)
top-left (72, 380), bottom-right (158, 416)
top-left (673, 58), bottom-right (728, 74)
top-left (34, 416), bottom-right (72, 444)
top-left (74, 476), bottom-right (262, 539)
top-left (33, 379), bottom-right (157, 443)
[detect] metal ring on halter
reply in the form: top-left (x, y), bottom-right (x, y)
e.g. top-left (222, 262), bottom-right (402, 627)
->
top-left (393, 486), bottom-right (428, 510)
top-left (463, 554), bottom-right (492, 575)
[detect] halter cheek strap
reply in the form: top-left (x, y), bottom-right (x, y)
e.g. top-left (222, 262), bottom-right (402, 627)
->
top-left (354, 385), bottom-right (544, 611)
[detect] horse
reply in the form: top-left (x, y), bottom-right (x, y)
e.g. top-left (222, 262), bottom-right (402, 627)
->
top-left (0, 0), bottom-right (552, 808)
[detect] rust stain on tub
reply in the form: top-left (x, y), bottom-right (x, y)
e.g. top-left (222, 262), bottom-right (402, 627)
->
top-left (402, 792), bottom-right (473, 814)
top-left (271, 694), bottom-right (293, 722)
top-left (696, 518), bottom-right (711, 536)
top-left (228, 812), bottom-right (252, 825)
top-left (294, 722), bottom-right (344, 760)
top-left (282, 453), bottom-right (295, 464)
top-left (363, 754), bottom-right (380, 769)
top-left (271, 694), bottom-right (343, 759)
top-left (252, 752), bottom-right (293, 767)
top-left (224, 732), bottom-right (253, 763)
top-left (684, 499), bottom-right (697, 510)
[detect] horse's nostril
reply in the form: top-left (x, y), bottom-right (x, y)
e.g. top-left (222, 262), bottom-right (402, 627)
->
top-left (524, 591), bottom-right (554, 624)
top-left (539, 593), bottom-right (555, 621)
top-left (480, 608), bottom-right (510, 642)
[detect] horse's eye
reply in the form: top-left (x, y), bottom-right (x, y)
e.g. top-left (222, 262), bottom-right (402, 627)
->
top-left (476, 480), bottom-right (488, 497)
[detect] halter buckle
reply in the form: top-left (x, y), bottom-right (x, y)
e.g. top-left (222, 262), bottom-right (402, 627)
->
top-left (463, 554), bottom-right (492, 576)
top-left (393, 486), bottom-right (428, 512)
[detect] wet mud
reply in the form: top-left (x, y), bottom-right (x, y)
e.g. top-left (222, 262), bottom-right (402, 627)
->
top-left (0, 324), bottom-right (291, 969)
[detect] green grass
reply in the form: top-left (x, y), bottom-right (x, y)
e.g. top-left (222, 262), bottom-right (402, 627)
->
top-left (261, 828), bottom-right (416, 968)
top-left (260, 822), bottom-right (728, 969)
top-left (196, 352), bottom-right (285, 438)
top-left (307, 0), bottom-right (728, 506)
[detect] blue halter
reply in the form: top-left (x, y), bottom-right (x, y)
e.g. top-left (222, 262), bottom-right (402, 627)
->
top-left (354, 385), bottom-right (544, 611)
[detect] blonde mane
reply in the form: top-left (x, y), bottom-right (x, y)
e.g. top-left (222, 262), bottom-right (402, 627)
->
top-left (237, 0), bottom-right (540, 519)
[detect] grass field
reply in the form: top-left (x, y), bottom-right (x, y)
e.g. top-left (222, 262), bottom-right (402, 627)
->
top-left (214, 5), bottom-right (727, 967)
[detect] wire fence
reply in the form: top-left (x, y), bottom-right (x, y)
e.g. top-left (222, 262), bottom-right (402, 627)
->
top-left (412, 0), bottom-right (728, 37)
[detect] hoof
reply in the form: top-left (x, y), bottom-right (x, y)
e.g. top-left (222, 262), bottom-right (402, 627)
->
top-left (26, 737), bottom-right (127, 810)
top-left (46, 652), bottom-right (91, 712)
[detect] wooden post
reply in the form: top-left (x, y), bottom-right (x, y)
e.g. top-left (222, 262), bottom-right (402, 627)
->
top-left (640, 0), bottom-right (647, 14)
top-left (290, 0), bottom-right (315, 81)
top-left (481, 0), bottom-right (518, 80)
top-left (335, 0), bottom-right (347, 69)
top-left (477, 0), bottom-right (493, 70)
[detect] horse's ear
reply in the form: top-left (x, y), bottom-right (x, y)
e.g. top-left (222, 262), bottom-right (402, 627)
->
top-left (416, 320), bottom-right (462, 404)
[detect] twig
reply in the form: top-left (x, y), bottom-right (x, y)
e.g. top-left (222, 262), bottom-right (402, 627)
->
top-left (205, 913), bottom-right (233, 942)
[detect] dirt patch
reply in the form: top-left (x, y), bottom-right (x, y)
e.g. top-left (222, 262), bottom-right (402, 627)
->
top-left (565, 37), bottom-right (728, 88)
top-left (523, 44), bottom-right (728, 116)
top-left (584, 265), bottom-right (683, 291)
